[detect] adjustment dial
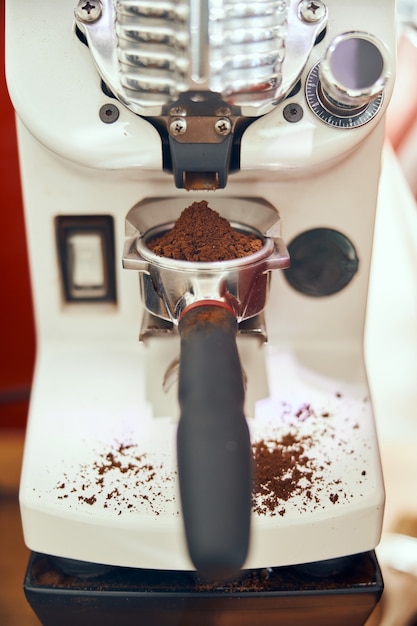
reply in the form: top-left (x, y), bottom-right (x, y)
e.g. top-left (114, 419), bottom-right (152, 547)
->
top-left (306, 32), bottom-right (390, 128)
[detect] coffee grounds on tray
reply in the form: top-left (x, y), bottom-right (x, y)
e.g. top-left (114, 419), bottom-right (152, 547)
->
top-left (147, 200), bottom-right (263, 262)
top-left (53, 398), bottom-right (370, 518)
top-left (252, 433), bottom-right (317, 516)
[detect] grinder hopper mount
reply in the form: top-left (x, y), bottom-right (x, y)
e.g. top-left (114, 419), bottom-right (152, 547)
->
top-left (5, 0), bottom-right (395, 624)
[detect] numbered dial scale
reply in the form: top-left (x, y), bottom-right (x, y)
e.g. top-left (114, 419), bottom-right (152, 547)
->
top-left (306, 32), bottom-right (389, 128)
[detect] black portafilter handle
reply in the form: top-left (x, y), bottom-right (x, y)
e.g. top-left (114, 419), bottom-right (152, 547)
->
top-left (177, 302), bottom-right (253, 581)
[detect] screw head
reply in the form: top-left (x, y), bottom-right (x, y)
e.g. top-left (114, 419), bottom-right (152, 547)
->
top-left (75, 0), bottom-right (103, 23)
top-left (169, 106), bottom-right (187, 117)
top-left (214, 118), bottom-right (232, 136)
top-left (169, 118), bottom-right (187, 136)
top-left (215, 107), bottom-right (232, 117)
top-left (283, 103), bottom-right (304, 123)
top-left (99, 103), bottom-right (119, 124)
top-left (298, 0), bottom-right (327, 23)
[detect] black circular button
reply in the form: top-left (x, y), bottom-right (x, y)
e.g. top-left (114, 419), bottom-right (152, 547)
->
top-left (284, 228), bottom-right (359, 297)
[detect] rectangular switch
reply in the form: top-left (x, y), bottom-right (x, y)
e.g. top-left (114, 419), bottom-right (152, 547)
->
top-left (68, 232), bottom-right (105, 296)
top-left (56, 216), bottom-right (116, 303)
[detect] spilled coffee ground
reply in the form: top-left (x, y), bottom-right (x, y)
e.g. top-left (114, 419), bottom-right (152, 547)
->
top-left (147, 200), bottom-right (263, 261)
top-left (250, 395), bottom-right (371, 516)
top-left (55, 442), bottom-right (178, 517)
top-left (252, 432), bottom-right (317, 516)
top-left (51, 394), bottom-right (371, 519)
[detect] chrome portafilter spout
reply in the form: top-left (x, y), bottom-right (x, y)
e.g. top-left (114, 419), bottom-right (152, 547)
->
top-left (123, 198), bottom-right (289, 579)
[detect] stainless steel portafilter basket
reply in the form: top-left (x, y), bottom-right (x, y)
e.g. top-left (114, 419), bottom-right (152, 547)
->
top-left (123, 197), bottom-right (289, 580)
top-left (123, 196), bottom-right (289, 321)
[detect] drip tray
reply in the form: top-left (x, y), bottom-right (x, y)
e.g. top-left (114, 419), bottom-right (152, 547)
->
top-left (24, 551), bottom-right (383, 626)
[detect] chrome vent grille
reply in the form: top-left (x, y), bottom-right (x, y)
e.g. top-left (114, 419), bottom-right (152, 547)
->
top-left (115, 1), bottom-right (190, 109)
top-left (75, 0), bottom-right (326, 116)
top-left (114, 0), bottom-right (288, 111)
top-left (208, 1), bottom-right (288, 105)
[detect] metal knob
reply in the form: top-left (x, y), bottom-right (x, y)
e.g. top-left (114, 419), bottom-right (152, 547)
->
top-left (319, 32), bottom-right (390, 112)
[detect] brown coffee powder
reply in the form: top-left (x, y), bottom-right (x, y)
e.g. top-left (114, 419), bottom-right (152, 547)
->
top-left (53, 398), bottom-right (369, 519)
top-left (252, 433), bottom-right (317, 516)
top-left (147, 200), bottom-right (263, 262)
top-left (55, 442), bottom-right (176, 516)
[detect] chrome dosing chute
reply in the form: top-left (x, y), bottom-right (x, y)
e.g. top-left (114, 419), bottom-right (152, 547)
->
top-left (123, 197), bottom-right (289, 578)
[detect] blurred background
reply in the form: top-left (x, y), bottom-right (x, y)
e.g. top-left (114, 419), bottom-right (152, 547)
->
top-left (0, 2), bottom-right (35, 432)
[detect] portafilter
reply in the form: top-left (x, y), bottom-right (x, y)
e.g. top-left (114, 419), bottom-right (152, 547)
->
top-left (123, 197), bottom-right (290, 580)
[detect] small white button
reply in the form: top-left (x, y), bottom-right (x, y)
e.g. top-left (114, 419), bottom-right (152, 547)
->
top-left (68, 232), bottom-right (106, 298)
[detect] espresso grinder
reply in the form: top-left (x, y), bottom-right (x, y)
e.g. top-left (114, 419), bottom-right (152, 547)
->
top-left (5, 1), bottom-right (395, 624)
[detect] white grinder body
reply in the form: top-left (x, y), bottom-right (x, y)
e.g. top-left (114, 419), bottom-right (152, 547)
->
top-left (5, 0), bottom-right (396, 571)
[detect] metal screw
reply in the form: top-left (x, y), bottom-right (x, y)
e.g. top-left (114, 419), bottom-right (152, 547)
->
top-left (169, 118), bottom-right (187, 136)
top-left (169, 106), bottom-right (187, 117)
top-left (283, 103), bottom-right (304, 123)
top-left (214, 118), bottom-right (232, 136)
top-left (75, 0), bottom-right (102, 23)
top-left (99, 103), bottom-right (119, 124)
top-left (298, 0), bottom-right (327, 23)
top-left (215, 107), bottom-right (232, 117)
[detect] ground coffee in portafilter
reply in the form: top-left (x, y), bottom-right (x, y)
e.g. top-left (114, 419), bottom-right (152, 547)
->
top-left (147, 200), bottom-right (263, 262)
